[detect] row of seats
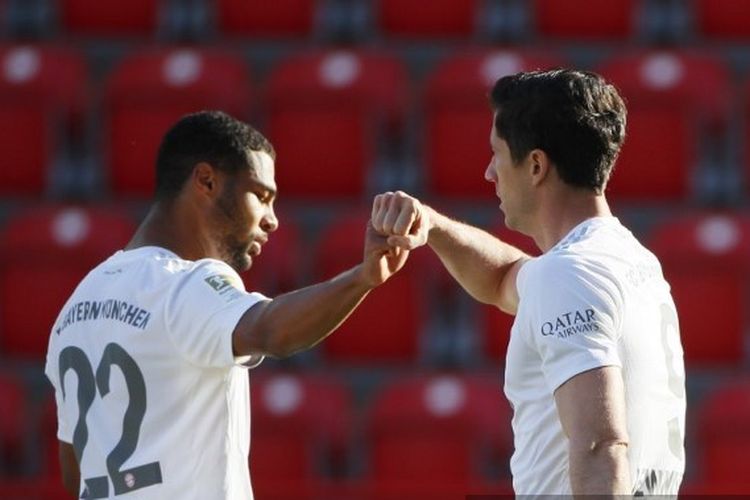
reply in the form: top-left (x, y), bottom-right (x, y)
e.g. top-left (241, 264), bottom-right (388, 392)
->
top-left (1, 370), bottom-right (748, 496)
top-left (6, 0), bottom-right (750, 41)
top-left (0, 204), bottom-right (748, 367)
top-left (0, 44), bottom-right (743, 201)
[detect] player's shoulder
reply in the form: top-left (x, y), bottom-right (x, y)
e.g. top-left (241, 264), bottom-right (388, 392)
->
top-left (521, 246), bottom-right (623, 297)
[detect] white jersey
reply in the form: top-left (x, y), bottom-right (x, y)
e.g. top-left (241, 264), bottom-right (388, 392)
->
top-left (45, 246), bottom-right (267, 500)
top-left (504, 217), bottom-right (686, 495)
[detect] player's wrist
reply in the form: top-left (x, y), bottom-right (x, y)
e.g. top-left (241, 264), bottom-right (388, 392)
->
top-left (350, 263), bottom-right (381, 291)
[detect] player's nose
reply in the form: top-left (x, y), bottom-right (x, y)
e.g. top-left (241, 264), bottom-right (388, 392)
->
top-left (261, 208), bottom-right (279, 233)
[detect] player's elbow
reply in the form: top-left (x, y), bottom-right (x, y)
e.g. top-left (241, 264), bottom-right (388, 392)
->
top-left (570, 434), bottom-right (630, 456)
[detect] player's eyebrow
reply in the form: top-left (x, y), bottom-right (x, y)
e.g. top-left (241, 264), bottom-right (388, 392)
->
top-left (251, 179), bottom-right (277, 199)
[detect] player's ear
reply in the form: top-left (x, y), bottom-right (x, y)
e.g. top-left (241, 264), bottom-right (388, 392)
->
top-left (528, 149), bottom-right (551, 186)
top-left (192, 162), bottom-right (220, 197)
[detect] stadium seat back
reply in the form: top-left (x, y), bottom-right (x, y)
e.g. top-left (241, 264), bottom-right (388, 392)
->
top-left (367, 374), bottom-right (512, 485)
top-left (250, 373), bottom-right (350, 482)
top-left (648, 213), bottom-right (750, 365)
top-left (0, 373), bottom-right (26, 469)
top-left (695, 0), bottom-right (750, 39)
top-left (0, 45), bottom-right (87, 195)
top-left (425, 50), bottom-right (565, 199)
top-left (698, 379), bottom-right (750, 485)
top-left (533, 0), bottom-right (638, 39)
top-left (104, 48), bottom-right (252, 196)
top-left (267, 50), bottom-right (406, 199)
top-left (377, 0), bottom-right (479, 38)
top-left (597, 51), bottom-right (731, 201)
top-left (60, 0), bottom-right (161, 36)
top-left (217, 0), bottom-right (317, 37)
top-left (0, 206), bottom-right (135, 359)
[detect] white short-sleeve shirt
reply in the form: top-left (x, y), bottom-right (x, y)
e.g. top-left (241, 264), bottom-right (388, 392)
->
top-left (45, 247), bottom-right (267, 499)
top-left (504, 217), bottom-right (686, 495)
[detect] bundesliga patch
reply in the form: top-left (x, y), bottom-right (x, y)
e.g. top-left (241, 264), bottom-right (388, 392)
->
top-left (204, 274), bottom-right (244, 300)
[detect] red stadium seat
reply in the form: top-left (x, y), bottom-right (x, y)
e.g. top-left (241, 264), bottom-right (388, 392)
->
top-left (0, 45), bottom-right (87, 196)
top-left (0, 205), bottom-right (135, 359)
top-left (697, 379), bottom-right (750, 487)
top-left (482, 223), bottom-right (540, 362)
top-left (366, 373), bottom-right (512, 492)
top-left (104, 47), bottom-right (252, 197)
top-left (313, 210), bottom-right (427, 363)
top-left (250, 372), bottom-right (351, 488)
top-left (695, 0), bottom-right (750, 39)
top-left (597, 50), bottom-right (732, 201)
top-left (377, 0), bottom-right (479, 38)
top-left (0, 373), bottom-right (26, 472)
top-left (648, 213), bottom-right (750, 366)
top-left (0, 478), bottom-right (71, 500)
top-left (267, 49), bottom-right (406, 199)
top-left (59, 0), bottom-right (161, 37)
top-left (216, 0), bottom-right (317, 37)
top-left (741, 78), bottom-right (750, 189)
top-left (425, 49), bottom-right (565, 199)
top-left (240, 210), bottom-right (302, 296)
top-left (533, 0), bottom-right (639, 39)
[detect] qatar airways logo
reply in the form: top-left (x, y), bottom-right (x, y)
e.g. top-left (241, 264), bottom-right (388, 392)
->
top-left (541, 309), bottom-right (599, 338)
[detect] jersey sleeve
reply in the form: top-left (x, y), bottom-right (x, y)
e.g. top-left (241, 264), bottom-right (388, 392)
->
top-left (519, 255), bottom-right (624, 392)
top-left (164, 259), bottom-right (268, 369)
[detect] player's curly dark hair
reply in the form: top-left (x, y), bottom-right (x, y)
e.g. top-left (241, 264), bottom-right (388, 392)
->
top-left (155, 110), bottom-right (276, 200)
top-left (490, 69), bottom-right (627, 194)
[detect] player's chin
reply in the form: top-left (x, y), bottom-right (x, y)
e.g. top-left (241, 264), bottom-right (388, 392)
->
top-left (230, 251), bottom-right (252, 273)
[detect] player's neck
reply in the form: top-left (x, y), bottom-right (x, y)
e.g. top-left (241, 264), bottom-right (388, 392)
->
top-left (534, 191), bottom-right (612, 252)
top-left (125, 200), bottom-right (215, 261)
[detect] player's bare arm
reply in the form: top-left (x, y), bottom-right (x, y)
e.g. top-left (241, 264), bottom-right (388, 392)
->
top-left (58, 440), bottom-right (79, 497)
top-left (232, 222), bottom-right (408, 358)
top-left (371, 191), bottom-right (529, 314)
top-left (554, 365), bottom-right (632, 495)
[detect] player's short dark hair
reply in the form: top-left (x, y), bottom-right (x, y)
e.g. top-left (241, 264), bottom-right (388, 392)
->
top-left (155, 110), bottom-right (276, 200)
top-left (489, 69), bottom-right (627, 194)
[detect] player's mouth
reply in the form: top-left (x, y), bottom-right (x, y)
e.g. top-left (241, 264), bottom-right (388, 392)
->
top-left (248, 241), bottom-right (263, 256)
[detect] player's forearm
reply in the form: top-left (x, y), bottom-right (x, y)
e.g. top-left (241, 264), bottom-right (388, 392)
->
top-left (426, 207), bottom-right (527, 309)
top-left (234, 265), bottom-right (373, 358)
top-left (569, 440), bottom-right (632, 496)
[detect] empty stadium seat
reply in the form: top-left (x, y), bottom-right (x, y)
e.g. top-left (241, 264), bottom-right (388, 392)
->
top-left (425, 49), bottom-right (565, 199)
top-left (250, 372), bottom-right (351, 488)
top-left (104, 47), bottom-right (252, 196)
top-left (366, 373), bottom-right (512, 493)
top-left (59, 0), bottom-right (162, 37)
top-left (648, 213), bottom-right (750, 366)
top-left (313, 210), bottom-right (427, 362)
top-left (377, 0), bottom-right (479, 38)
top-left (267, 49), bottom-right (406, 199)
top-left (0, 205), bottom-right (135, 359)
top-left (0, 44), bottom-right (87, 196)
top-left (695, 0), bottom-right (750, 39)
top-left (697, 379), bottom-right (750, 487)
top-left (597, 50), bottom-right (731, 201)
top-left (482, 223), bottom-right (540, 362)
top-left (240, 210), bottom-right (302, 296)
top-left (741, 77), bottom-right (750, 191)
top-left (533, 0), bottom-right (639, 39)
top-left (216, 0), bottom-right (317, 37)
top-left (0, 373), bottom-right (26, 473)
